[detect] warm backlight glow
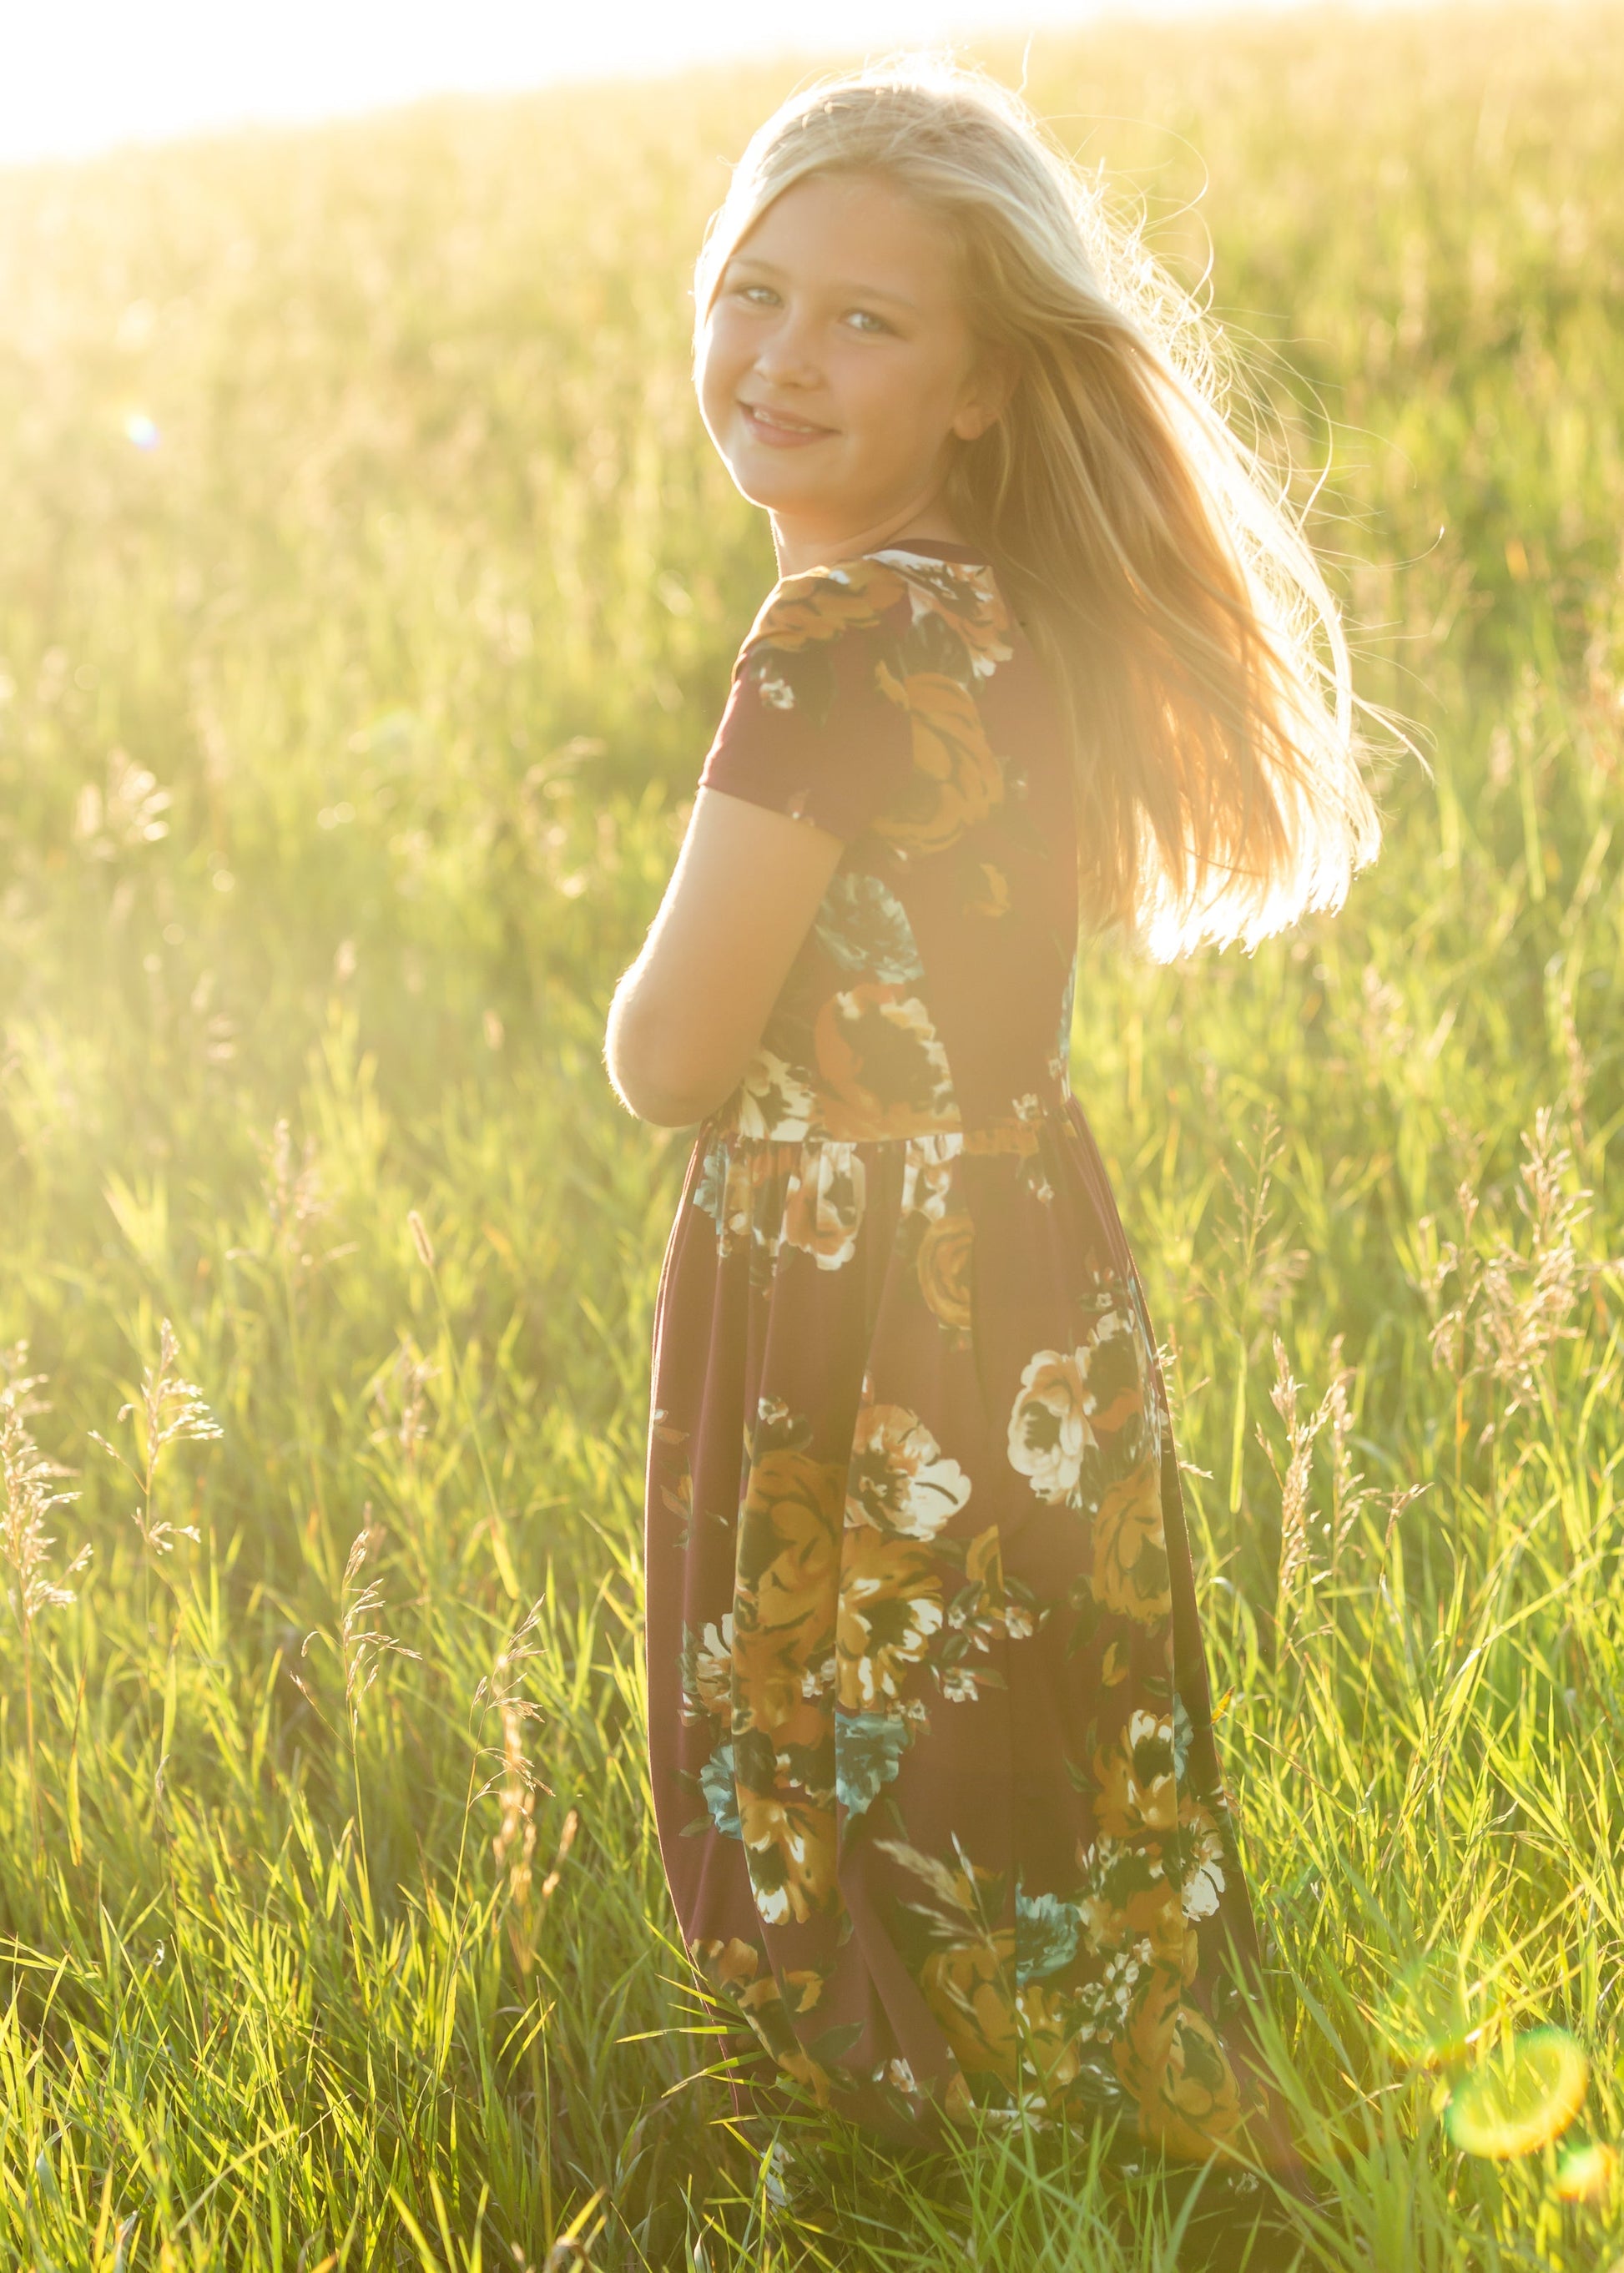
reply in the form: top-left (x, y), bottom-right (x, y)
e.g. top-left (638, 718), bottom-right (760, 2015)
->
top-left (5, 0), bottom-right (1352, 166)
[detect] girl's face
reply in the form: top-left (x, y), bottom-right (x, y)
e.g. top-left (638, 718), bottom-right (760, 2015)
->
top-left (698, 171), bottom-right (1001, 567)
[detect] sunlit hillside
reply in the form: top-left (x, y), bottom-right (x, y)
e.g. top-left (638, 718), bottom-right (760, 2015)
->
top-left (3, 6), bottom-right (1623, 2265)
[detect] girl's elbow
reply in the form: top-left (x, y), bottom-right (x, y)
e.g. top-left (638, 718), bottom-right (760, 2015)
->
top-left (605, 1000), bottom-right (738, 1128)
top-left (613, 1068), bottom-right (720, 1128)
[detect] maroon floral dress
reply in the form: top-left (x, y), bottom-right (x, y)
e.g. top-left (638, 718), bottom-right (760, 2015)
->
top-left (644, 538), bottom-right (1276, 2157)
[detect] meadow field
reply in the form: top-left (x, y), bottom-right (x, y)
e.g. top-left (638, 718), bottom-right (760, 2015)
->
top-left (3, 3), bottom-right (1624, 2263)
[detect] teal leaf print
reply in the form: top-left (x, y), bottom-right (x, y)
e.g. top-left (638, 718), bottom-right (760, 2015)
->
top-left (835, 1709), bottom-right (912, 1817)
top-left (1016, 1887), bottom-right (1082, 1982)
top-left (699, 1741), bottom-right (741, 1840)
top-left (815, 871), bottom-right (925, 985)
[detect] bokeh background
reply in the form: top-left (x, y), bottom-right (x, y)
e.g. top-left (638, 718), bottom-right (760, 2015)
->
top-left (2, 3), bottom-right (1623, 2265)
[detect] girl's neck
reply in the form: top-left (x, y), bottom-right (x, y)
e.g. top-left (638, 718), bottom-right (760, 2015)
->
top-left (769, 491), bottom-right (970, 577)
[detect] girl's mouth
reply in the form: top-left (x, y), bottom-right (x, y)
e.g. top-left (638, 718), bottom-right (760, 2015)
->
top-left (739, 399), bottom-right (835, 448)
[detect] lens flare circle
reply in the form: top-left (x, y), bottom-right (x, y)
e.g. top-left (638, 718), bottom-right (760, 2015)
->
top-left (1555, 2139), bottom-right (1616, 2203)
top-left (124, 412), bottom-right (161, 450)
top-left (1445, 2029), bottom-right (1589, 2160)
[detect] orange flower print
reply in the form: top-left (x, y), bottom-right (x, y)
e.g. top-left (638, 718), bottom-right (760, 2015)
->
top-left (872, 664), bottom-right (1005, 856)
top-left (1153, 2002), bottom-right (1244, 2155)
top-left (1016, 1981), bottom-right (1085, 2096)
top-left (689, 1935), bottom-right (835, 2102)
top-left (782, 1142), bottom-right (865, 1270)
top-left (916, 1202), bottom-right (975, 1330)
top-left (748, 559), bottom-right (908, 655)
top-left (837, 1530), bottom-right (943, 1709)
top-left (1094, 1709), bottom-right (1178, 1840)
top-left (784, 1966), bottom-right (828, 2015)
top-left (1076, 1853), bottom-right (1185, 1970)
top-left (1086, 1310), bottom-right (1152, 1440)
top-left (919, 1930), bottom-right (1019, 2077)
top-left (693, 1933), bottom-right (763, 1994)
top-left (1090, 1454), bottom-right (1171, 1626)
top-left (846, 1400), bottom-right (971, 1540)
top-left (1115, 1978), bottom-right (1246, 2160)
top-left (738, 1783), bottom-right (839, 1926)
top-left (733, 1448), bottom-right (844, 1736)
top-left (814, 984), bottom-right (957, 1140)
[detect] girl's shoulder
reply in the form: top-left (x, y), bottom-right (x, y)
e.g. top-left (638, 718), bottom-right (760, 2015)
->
top-left (742, 547), bottom-right (1014, 688)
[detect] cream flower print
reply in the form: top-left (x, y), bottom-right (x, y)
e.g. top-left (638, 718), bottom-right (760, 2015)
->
top-left (686, 1614), bottom-right (734, 1722)
top-left (734, 1048), bottom-right (815, 1142)
top-left (1006, 1312), bottom-right (1138, 1506)
top-left (1006, 1347), bottom-right (1099, 1504)
top-left (899, 1141), bottom-right (958, 1222)
top-left (1178, 1806), bottom-right (1228, 1922)
top-left (847, 1400), bottom-right (971, 1540)
top-left (782, 1142), bottom-right (866, 1270)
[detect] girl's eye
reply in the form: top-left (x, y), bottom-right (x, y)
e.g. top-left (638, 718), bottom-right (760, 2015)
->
top-left (734, 283), bottom-right (779, 307)
top-left (845, 309), bottom-right (892, 335)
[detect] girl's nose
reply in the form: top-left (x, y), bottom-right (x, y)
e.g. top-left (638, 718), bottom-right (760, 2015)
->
top-left (753, 311), bottom-right (820, 389)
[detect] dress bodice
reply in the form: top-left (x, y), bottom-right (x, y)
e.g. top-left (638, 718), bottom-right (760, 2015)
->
top-left (699, 542), bottom-right (1079, 1147)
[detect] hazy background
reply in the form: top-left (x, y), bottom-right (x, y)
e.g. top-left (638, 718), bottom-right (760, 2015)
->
top-left (12, 0), bottom-right (1438, 163)
top-left (4, 1), bottom-right (1623, 2262)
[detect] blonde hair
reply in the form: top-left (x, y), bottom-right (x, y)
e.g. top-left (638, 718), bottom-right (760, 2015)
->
top-left (695, 60), bottom-right (1381, 959)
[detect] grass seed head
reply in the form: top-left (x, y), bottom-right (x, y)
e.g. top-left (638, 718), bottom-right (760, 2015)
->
top-left (2, 1346), bottom-right (89, 1627)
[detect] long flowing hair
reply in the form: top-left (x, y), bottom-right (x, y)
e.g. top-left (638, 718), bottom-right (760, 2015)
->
top-left (694, 61), bottom-right (1381, 958)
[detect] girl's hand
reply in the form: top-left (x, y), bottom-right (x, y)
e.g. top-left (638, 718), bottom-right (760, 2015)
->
top-left (603, 786), bottom-right (843, 1126)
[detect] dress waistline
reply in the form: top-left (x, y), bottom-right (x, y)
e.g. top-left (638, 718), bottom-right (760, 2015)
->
top-left (704, 1099), bottom-right (1071, 1156)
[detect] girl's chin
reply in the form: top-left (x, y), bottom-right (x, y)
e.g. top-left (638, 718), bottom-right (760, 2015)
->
top-left (726, 461), bottom-right (854, 517)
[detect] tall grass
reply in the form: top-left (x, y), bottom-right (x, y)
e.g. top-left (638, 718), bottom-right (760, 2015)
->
top-left (2, 5), bottom-right (1623, 2264)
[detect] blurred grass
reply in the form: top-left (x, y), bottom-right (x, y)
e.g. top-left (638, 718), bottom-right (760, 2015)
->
top-left (3, 4), bottom-right (1624, 2265)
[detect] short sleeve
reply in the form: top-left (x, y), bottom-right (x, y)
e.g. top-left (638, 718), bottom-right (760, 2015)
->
top-left (699, 560), bottom-right (914, 844)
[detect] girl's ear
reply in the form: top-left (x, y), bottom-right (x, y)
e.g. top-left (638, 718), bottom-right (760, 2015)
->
top-left (952, 343), bottom-right (1020, 441)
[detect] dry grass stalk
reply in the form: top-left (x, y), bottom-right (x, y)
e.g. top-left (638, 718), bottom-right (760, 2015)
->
top-left (1420, 1108), bottom-right (1619, 1444)
top-left (1264, 1335), bottom-right (1349, 1609)
top-left (2, 1346), bottom-right (89, 1854)
top-left (261, 1116), bottom-right (329, 1276)
top-left (333, 1520), bottom-right (421, 1718)
top-left (2, 1347), bottom-right (89, 1620)
top-left (371, 1338), bottom-right (437, 1466)
top-left (90, 1318), bottom-right (220, 1559)
top-left (476, 1607), bottom-right (567, 1973)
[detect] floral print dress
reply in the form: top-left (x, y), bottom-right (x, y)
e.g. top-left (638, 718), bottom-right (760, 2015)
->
top-left (644, 538), bottom-right (1278, 2158)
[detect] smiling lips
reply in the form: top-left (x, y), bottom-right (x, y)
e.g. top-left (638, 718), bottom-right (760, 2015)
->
top-left (739, 398), bottom-right (835, 447)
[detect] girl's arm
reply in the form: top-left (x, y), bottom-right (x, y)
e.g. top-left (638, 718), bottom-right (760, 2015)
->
top-left (604, 786), bottom-right (843, 1127)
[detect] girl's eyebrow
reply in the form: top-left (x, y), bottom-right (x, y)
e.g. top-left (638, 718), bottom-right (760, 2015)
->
top-left (725, 254), bottom-right (920, 312)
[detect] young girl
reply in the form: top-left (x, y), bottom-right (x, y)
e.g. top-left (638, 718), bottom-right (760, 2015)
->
top-left (606, 62), bottom-right (1377, 2162)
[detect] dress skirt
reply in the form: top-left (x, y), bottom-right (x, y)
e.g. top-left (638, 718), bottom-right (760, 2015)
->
top-left (643, 1093), bottom-right (1284, 2159)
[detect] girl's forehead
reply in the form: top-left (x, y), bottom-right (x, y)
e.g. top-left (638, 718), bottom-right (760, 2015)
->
top-left (734, 171), bottom-right (955, 274)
